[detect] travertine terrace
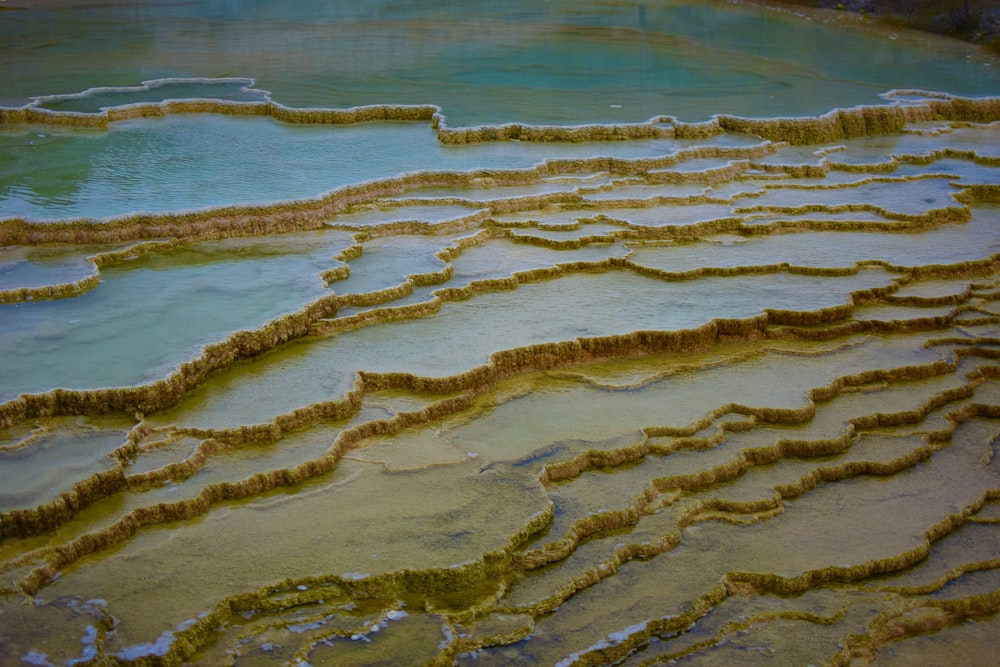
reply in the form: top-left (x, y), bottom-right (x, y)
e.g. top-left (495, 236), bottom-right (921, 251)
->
top-left (4, 0), bottom-right (1000, 657)
top-left (2, 79), bottom-right (1000, 665)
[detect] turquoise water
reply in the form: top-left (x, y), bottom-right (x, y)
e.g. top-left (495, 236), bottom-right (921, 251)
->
top-left (2, 1), bottom-right (997, 122)
top-left (0, 118), bottom-right (711, 220)
top-left (1, 2), bottom-right (1000, 666)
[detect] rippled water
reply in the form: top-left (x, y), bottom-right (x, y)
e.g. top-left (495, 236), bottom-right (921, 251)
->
top-left (2, 1), bottom-right (1000, 665)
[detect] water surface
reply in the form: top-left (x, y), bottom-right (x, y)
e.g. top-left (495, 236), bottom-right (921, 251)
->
top-left (1, 2), bottom-right (999, 666)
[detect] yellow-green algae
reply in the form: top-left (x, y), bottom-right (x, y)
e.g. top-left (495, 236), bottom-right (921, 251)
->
top-left (2, 108), bottom-right (1000, 666)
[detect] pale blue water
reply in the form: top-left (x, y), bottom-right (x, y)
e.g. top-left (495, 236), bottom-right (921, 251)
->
top-left (0, 1), bottom-right (996, 222)
top-left (0, 118), bottom-right (694, 220)
top-left (2, 1), bottom-right (997, 122)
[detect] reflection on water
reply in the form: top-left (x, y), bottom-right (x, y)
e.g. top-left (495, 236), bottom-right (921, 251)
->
top-left (1, 1), bottom-right (1000, 665)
